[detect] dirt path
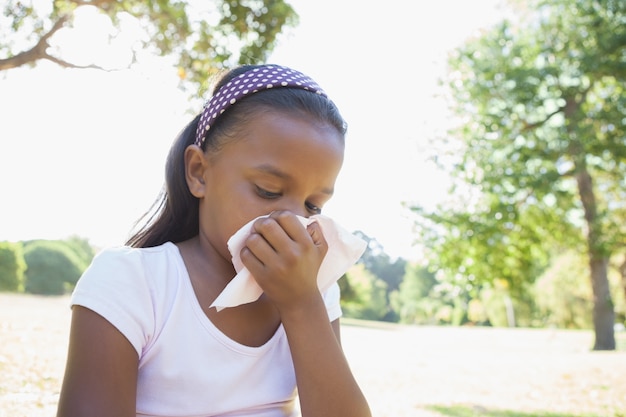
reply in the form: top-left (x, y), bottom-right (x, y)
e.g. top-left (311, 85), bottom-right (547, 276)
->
top-left (1, 294), bottom-right (625, 417)
top-left (340, 320), bottom-right (626, 416)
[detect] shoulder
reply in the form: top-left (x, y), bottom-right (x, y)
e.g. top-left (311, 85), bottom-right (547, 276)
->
top-left (81, 242), bottom-right (183, 283)
top-left (74, 241), bottom-right (185, 303)
top-left (90, 242), bottom-right (178, 267)
top-left (71, 242), bottom-right (185, 356)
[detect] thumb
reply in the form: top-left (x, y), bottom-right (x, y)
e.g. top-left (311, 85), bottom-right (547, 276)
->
top-left (307, 221), bottom-right (328, 251)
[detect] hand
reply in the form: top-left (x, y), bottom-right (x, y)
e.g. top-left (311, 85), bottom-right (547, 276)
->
top-left (239, 211), bottom-right (328, 314)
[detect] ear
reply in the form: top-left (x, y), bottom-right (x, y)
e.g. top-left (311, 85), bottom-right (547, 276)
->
top-left (184, 144), bottom-right (208, 198)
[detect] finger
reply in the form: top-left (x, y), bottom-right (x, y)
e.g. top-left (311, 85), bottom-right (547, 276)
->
top-left (267, 210), bottom-right (311, 243)
top-left (239, 245), bottom-right (274, 286)
top-left (252, 216), bottom-right (290, 250)
top-left (307, 221), bottom-right (329, 258)
top-left (243, 232), bottom-right (277, 264)
top-left (239, 245), bottom-right (265, 270)
top-left (307, 221), bottom-right (327, 248)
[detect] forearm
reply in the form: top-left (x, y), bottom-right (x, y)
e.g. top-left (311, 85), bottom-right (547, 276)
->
top-left (281, 296), bottom-right (371, 417)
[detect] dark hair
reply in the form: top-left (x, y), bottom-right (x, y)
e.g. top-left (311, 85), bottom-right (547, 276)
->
top-left (126, 65), bottom-right (347, 248)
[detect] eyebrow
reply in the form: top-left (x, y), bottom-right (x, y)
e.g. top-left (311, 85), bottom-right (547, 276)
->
top-left (253, 164), bottom-right (335, 196)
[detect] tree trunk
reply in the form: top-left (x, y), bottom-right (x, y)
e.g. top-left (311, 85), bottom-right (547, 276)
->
top-left (575, 166), bottom-right (615, 350)
top-left (589, 256), bottom-right (615, 350)
top-left (619, 255), bottom-right (626, 300)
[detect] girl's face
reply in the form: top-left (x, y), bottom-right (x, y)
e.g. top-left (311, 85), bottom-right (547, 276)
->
top-left (196, 111), bottom-right (345, 263)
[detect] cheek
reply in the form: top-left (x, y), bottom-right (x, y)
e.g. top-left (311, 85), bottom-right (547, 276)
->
top-left (223, 185), bottom-right (270, 231)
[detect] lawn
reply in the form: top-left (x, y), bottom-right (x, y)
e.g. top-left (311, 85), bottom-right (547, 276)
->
top-left (1, 293), bottom-right (624, 417)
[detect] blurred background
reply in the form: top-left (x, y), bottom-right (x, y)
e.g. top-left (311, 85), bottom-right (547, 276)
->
top-left (1, 0), bottom-right (625, 352)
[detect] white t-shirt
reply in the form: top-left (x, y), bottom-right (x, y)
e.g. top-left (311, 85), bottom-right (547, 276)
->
top-left (71, 242), bottom-right (342, 417)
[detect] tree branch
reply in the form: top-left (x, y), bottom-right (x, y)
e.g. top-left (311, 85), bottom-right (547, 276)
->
top-left (520, 83), bottom-right (593, 132)
top-left (521, 107), bottom-right (564, 132)
top-left (0, 15), bottom-right (70, 70)
top-left (0, 6), bottom-right (125, 72)
top-left (43, 53), bottom-right (115, 71)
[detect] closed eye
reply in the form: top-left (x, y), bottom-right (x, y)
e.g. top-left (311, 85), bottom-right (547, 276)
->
top-left (256, 185), bottom-right (323, 214)
top-left (255, 185), bottom-right (281, 199)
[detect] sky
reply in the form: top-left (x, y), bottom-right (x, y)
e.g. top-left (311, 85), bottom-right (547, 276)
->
top-left (0, 0), bottom-right (510, 260)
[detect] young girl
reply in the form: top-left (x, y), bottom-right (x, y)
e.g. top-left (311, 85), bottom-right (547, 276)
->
top-left (56, 64), bottom-right (371, 417)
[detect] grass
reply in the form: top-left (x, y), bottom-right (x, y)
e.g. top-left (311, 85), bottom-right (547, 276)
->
top-left (1, 293), bottom-right (625, 417)
top-left (617, 332), bottom-right (626, 351)
top-left (426, 404), bottom-right (625, 417)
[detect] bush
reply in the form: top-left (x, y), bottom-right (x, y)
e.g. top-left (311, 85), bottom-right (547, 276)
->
top-left (534, 251), bottom-right (593, 329)
top-left (23, 241), bottom-right (84, 295)
top-left (391, 262), bottom-right (440, 324)
top-left (341, 264), bottom-right (389, 320)
top-left (467, 298), bottom-right (488, 324)
top-left (63, 235), bottom-right (96, 270)
top-left (480, 286), bottom-right (512, 327)
top-left (0, 241), bottom-right (26, 291)
top-left (478, 280), bottom-right (536, 328)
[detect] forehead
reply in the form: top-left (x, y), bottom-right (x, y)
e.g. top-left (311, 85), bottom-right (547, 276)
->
top-left (249, 110), bottom-right (342, 149)
top-left (213, 111), bottom-right (345, 180)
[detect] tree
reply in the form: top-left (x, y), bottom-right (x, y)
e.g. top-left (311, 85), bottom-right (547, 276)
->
top-left (412, 0), bottom-right (626, 349)
top-left (23, 240), bottom-right (84, 295)
top-left (534, 251), bottom-right (594, 329)
top-left (353, 231), bottom-right (407, 321)
top-left (63, 235), bottom-right (96, 270)
top-left (1, 0), bottom-right (297, 95)
top-left (391, 262), bottom-right (438, 324)
top-left (0, 241), bottom-right (26, 292)
top-left (617, 255), bottom-right (626, 310)
top-left (341, 263), bottom-right (389, 321)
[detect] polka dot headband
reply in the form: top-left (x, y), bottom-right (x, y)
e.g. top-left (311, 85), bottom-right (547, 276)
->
top-left (194, 64), bottom-right (328, 147)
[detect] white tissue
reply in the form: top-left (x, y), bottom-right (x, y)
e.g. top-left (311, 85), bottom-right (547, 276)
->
top-left (210, 214), bottom-right (367, 311)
